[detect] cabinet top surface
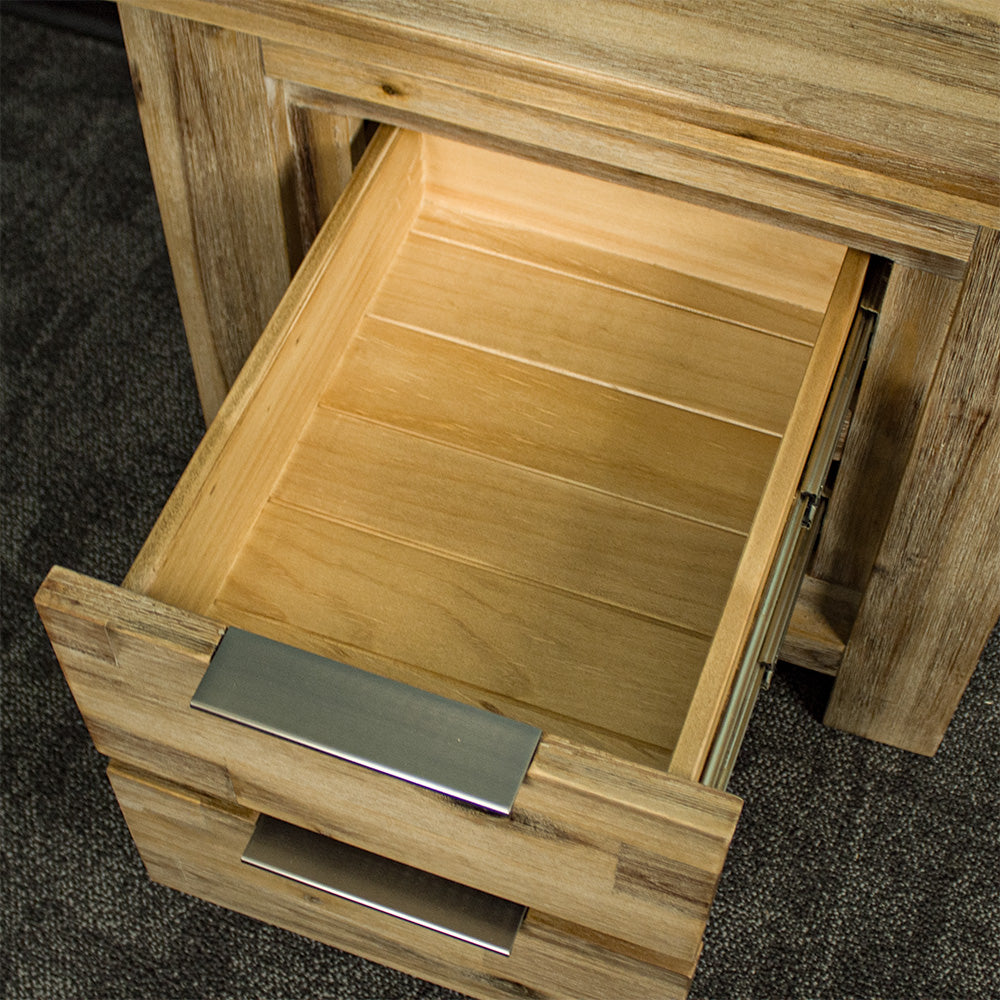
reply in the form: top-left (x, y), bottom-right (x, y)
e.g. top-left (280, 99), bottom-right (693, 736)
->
top-left (129, 0), bottom-right (999, 227)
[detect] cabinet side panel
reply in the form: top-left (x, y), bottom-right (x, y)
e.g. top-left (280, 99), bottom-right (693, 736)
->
top-left (118, 4), bottom-right (293, 420)
top-left (825, 229), bottom-right (1000, 754)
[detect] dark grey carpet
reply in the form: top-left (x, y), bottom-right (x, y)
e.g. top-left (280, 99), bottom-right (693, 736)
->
top-left (2, 12), bottom-right (998, 1000)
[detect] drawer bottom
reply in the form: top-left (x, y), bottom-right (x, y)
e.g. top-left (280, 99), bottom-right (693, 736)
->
top-left (108, 763), bottom-right (693, 1000)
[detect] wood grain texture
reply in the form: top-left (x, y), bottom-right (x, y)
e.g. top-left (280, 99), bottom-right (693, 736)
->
top-left (126, 0), bottom-right (990, 271)
top-left (267, 77), bottom-right (365, 266)
top-left (412, 202), bottom-right (830, 344)
top-left (419, 134), bottom-right (849, 315)
top-left (811, 265), bottom-right (963, 591)
top-left (109, 763), bottom-right (697, 1000)
top-left (278, 410), bottom-right (746, 634)
top-left (259, 36), bottom-right (976, 274)
top-left (35, 568), bottom-right (741, 971)
top-left (370, 233), bottom-right (814, 434)
top-left (125, 127), bottom-right (424, 609)
top-left (825, 228), bottom-right (1000, 754)
top-left (118, 4), bottom-right (293, 420)
top-left (670, 249), bottom-right (870, 780)
top-left (125, 0), bottom-right (1000, 215)
top-left (779, 574), bottom-right (862, 676)
top-left (211, 497), bottom-right (711, 752)
top-left (322, 318), bottom-right (779, 533)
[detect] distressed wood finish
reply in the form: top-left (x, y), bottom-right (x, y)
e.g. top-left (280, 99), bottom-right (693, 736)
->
top-left (824, 229), bottom-right (1000, 754)
top-left (108, 763), bottom-right (695, 1000)
top-left (811, 265), bottom-right (963, 592)
top-left (267, 78), bottom-right (366, 266)
top-left (779, 574), bottom-right (863, 676)
top-left (122, 0), bottom-right (996, 272)
top-left (36, 568), bottom-right (741, 981)
top-left (118, 4), bottom-right (294, 419)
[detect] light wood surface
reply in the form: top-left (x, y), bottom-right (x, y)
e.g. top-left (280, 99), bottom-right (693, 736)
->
top-left (779, 574), bottom-right (863, 676)
top-left (412, 203), bottom-right (830, 344)
top-left (125, 126), bottom-right (424, 607)
top-left (418, 134), bottom-right (851, 312)
top-left (35, 567), bottom-right (741, 976)
top-left (669, 248), bottom-right (869, 780)
top-left (824, 228), bottom-right (1000, 754)
top-left (276, 410), bottom-right (746, 633)
top-left (109, 763), bottom-right (697, 1000)
top-left (321, 318), bottom-right (779, 532)
top-left (212, 498), bottom-right (713, 750)
top-left (371, 234), bottom-right (815, 434)
top-left (120, 127), bottom-right (863, 770)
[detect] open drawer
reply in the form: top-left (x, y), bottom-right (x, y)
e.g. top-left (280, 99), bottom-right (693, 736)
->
top-left (36, 126), bottom-right (873, 999)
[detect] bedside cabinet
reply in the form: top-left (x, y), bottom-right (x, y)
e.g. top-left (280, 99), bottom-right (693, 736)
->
top-left (37, 2), bottom-right (1000, 997)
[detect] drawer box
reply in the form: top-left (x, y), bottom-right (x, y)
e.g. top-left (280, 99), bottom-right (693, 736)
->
top-left (37, 126), bottom-right (871, 998)
top-left (108, 762), bottom-right (696, 999)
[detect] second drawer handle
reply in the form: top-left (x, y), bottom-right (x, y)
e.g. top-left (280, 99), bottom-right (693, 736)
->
top-left (242, 814), bottom-right (527, 955)
top-left (190, 627), bottom-right (541, 815)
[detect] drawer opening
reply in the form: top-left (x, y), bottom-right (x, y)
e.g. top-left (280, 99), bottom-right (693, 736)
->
top-left (127, 126), bottom-right (868, 781)
top-left (242, 813), bottom-right (528, 955)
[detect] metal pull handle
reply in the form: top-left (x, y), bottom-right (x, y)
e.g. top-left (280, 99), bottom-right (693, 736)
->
top-left (242, 814), bottom-right (527, 954)
top-left (190, 627), bottom-right (541, 815)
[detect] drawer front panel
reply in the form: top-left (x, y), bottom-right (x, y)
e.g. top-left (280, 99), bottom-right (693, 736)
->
top-left (191, 625), bottom-right (542, 816)
top-left (37, 567), bottom-right (741, 975)
top-left (109, 763), bottom-right (692, 1000)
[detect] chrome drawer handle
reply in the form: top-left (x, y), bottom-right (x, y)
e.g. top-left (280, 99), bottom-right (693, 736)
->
top-left (242, 814), bottom-right (527, 955)
top-left (190, 627), bottom-right (541, 815)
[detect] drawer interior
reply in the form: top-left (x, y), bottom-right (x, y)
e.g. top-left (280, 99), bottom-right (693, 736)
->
top-left (129, 127), bottom-right (864, 778)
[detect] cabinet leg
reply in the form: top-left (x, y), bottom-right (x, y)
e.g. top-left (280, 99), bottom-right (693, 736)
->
top-left (811, 264), bottom-right (961, 592)
top-left (824, 228), bottom-right (1000, 754)
top-left (118, 4), bottom-right (293, 421)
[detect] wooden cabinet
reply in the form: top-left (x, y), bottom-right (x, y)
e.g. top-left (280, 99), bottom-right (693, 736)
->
top-left (36, 125), bottom-right (882, 998)
top-left (36, 1), bottom-right (1000, 996)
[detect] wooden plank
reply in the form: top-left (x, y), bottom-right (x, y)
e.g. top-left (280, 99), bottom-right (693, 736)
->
top-left (260, 35), bottom-right (976, 275)
top-left (266, 78), bottom-right (361, 268)
top-left (123, 1), bottom-right (988, 270)
top-left (124, 127), bottom-right (424, 609)
top-left (117, 4), bottom-right (293, 420)
top-left (108, 763), bottom-right (696, 1000)
top-left (413, 202), bottom-right (829, 344)
top-left (824, 228), bottom-right (1000, 754)
top-left (125, 0), bottom-right (1000, 219)
top-left (419, 135), bottom-right (849, 316)
top-left (370, 231), bottom-right (815, 434)
top-left (323, 317), bottom-right (780, 532)
top-left (279, 410), bottom-right (746, 635)
top-left (35, 567), bottom-right (741, 968)
top-left (779, 574), bottom-right (862, 676)
top-left (214, 498), bottom-right (710, 751)
top-left (670, 249), bottom-right (870, 780)
top-left (811, 265), bottom-right (963, 591)
top-left (306, 0), bottom-right (1000, 209)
